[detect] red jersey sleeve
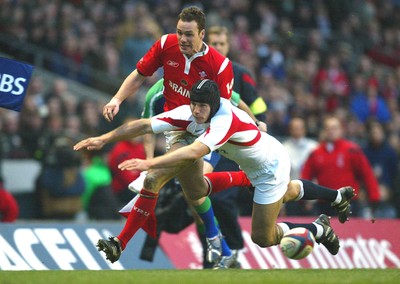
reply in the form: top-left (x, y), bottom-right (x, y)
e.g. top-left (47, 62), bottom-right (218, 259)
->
top-left (349, 146), bottom-right (381, 202)
top-left (215, 59), bottom-right (233, 100)
top-left (136, 35), bottom-right (166, 76)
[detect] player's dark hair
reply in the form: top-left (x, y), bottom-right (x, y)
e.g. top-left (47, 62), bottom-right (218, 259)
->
top-left (190, 79), bottom-right (220, 122)
top-left (178, 6), bottom-right (206, 33)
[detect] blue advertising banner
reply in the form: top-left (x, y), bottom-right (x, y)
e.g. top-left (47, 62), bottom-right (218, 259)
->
top-left (0, 223), bottom-right (174, 270)
top-left (0, 57), bottom-right (33, 112)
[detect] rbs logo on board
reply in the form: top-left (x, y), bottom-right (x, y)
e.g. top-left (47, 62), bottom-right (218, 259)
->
top-left (0, 57), bottom-right (33, 111)
top-left (0, 73), bottom-right (27, 95)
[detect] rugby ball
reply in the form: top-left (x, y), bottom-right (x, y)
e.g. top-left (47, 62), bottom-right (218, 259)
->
top-left (280, 227), bottom-right (315, 260)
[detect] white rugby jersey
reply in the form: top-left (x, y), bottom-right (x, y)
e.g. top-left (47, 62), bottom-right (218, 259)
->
top-left (151, 99), bottom-right (283, 173)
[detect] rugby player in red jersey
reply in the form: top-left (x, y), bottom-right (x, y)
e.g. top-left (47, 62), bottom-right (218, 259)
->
top-left (98, 6), bottom-right (234, 264)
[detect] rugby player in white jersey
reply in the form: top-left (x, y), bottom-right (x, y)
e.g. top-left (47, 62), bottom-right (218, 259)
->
top-left (75, 79), bottom-right (347, 267)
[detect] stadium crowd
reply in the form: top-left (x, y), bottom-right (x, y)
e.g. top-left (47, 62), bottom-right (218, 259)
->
top-left (1, 0), bottom-right (400, 221)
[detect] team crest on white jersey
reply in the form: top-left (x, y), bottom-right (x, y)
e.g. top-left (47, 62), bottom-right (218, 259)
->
top-left (199, 71), bottom-right (207, 79)
top-left (167, 60), bottom-right (179, 68)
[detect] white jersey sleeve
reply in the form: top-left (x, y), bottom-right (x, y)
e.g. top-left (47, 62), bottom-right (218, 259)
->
top-left (150, 105), bottom-right (210, 136)
top-left (150, 105), bottom-right (192, 134)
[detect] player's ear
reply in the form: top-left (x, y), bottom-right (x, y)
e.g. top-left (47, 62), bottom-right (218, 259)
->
top-left (200, 29), bottom-right (205, 40)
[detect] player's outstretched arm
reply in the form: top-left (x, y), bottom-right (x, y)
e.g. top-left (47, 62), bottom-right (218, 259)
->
top-left (103, 69), bottom-right (146, 122)
top-left (118, 141), bottom-right (210, 171)
top-left (73, 118), bottom-right (153, 151)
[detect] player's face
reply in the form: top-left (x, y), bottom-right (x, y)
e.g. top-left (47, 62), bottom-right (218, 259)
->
top-left (289, 118), bottom-right (306, 139)
top-left (207, 33), bottom-right (229, 57)
top-left (190, 102), bottom-right (211, 123)
top-left (323, 118), bottom-right (343, 142)
top-left (176, 20), bottom-right (205, 57)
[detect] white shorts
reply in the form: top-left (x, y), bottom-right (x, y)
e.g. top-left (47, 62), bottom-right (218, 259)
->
top-left (246, 144), bottom-right (291, 205)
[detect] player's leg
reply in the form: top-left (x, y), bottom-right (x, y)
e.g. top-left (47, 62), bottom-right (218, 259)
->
top-left (207, 189), bottom-right (242, 268)
top-left (97, 165), bottom-right (179, 263)
top-left (116, 166), bottom-right (178, 248)
top-left (249, 144), bottom-right (339, 255)
top-left (251, 196), bottom-right (284, 247)
top-left (251, 185), bottom-right (340, 255)
top-left (204, 170), bottom-right (251, 194)
top-left (211, 156), bottom-right (244, 269)
top-left (176, 154), bottom-right (231, 264)
top-left (284, 179), bottom-right (356, 223)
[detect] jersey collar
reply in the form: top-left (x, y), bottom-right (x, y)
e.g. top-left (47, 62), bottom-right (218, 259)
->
top-left (184, 42), bottom-right (209, 60)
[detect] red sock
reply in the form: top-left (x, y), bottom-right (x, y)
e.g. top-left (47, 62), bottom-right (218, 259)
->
top-left (117, 189), bottom-right (158, 250)
top-left (204, 171), bottom-right (251, 194)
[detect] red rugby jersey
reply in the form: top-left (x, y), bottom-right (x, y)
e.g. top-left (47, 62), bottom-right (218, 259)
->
top-left (137, 34), bottom-right (233, 111)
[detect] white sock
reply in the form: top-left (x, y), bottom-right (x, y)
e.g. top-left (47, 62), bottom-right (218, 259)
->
top-left (312, 222), bottom-right (324, 239)
top-left (331, 190), bottom-right (342, 206)
top-left (277, 223), bottom-right (290, 235)
top-left (292, 179), bottom-right (304, 201)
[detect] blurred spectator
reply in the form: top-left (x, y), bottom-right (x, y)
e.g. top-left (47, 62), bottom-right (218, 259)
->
top-left (0, 131), bottom-right (19, 222)
top-left (45, 79), bottom-right (69, 100)
top-left (108, 134), bottom-right (146, 205)
top-left (35, 135), bottom-right (85, 219)
top-left (0, 112), bottom-right (31, 159)
top-left (293, 3), bottom-right (316, 30)
top-left (301, 116), bottom-right (380, 218)
top-left (363, 121), bottom-right (398, 218)
top-left (18, 101), bottom-right (45, 159)
top-left (282, 117), bottom-right (318, 216)
top-left (120, 11), bottom-right (161, 77)
top-left (313, 54), bottom-right (350, 112)
top-left (81, 150), bottom-right (120, 220)
top-left (78, 99), bottom-right (102, 136)
top-left (283, 117), bottom-right (318, 180)
top-left (26, 76), bottom-right (47, 115)
top-left (381, 73), bottom-right (399, 102)
top-left (0, 179), bottom-right (19, 222)
top-left (350, 82), bottom-right (391, 124)
top-left (367, 27), bottom-right (400, 68)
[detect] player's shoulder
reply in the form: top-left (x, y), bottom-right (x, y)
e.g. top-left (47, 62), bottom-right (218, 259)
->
top-left (159, 34), bottom-right (178, 49)
top-left (341, 139), bottom-right (363, 153)
top-left (309, 143), bottom-right (324, 156)
top-left (206, 44), bottom-right (231, 66)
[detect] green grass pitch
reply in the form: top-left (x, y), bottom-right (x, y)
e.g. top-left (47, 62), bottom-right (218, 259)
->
top-left (1, 269), bottom-right (399, 284)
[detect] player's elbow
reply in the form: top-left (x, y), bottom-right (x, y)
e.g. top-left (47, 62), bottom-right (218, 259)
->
top-left (190, 143), bottom-right (210, 159)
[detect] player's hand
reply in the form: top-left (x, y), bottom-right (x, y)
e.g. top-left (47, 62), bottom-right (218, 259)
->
top-left (103, 98), bottom-right (121, 122)
top-left (73, 137), bottom-right (105, 151)
top-left (118, 159), bottom-right (151, 171)
top-left (257, 121), bottom-right (268, 132)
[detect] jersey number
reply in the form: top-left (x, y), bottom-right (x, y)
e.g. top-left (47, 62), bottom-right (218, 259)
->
top-left (226, 78), bottom-right (234, 95)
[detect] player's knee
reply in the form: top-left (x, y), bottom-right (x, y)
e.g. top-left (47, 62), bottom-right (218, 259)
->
top-left (185, 190), bottom-right (205, 201)
top-left (284, 181), bottom-right (300, 203)
top-left (143, 172), bottom-right (162, 192)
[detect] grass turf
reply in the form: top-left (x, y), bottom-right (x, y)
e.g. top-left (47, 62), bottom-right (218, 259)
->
top-left (1, 269), bottom-right (399, 284)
